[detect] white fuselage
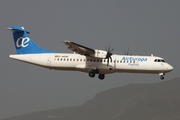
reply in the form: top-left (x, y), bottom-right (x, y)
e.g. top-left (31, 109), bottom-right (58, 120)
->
top-left (9, 53), bottom-right (173, 75)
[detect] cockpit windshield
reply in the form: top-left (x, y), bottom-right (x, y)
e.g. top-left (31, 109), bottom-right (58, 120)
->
top-left (154, 59), bottom-right (166, 63)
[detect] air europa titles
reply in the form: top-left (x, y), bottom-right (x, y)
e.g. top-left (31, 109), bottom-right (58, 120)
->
top-left (121, 57), bottom-right (148, 62)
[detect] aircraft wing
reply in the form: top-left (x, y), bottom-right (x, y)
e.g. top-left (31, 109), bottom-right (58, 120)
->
top-left (62, 41), bottom-right (95, 57)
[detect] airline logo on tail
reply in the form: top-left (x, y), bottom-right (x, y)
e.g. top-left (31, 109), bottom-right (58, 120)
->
top-left (16, 37), bottom-right (30, 48)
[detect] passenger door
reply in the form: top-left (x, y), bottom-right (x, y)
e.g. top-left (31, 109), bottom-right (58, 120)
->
top-left (47, 57), bottom-right (51, 66)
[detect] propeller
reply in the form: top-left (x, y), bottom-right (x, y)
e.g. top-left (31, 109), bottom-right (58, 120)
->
top-left (124, 47), bottom-right (129, 55)
top-left (124, 47), bottom-right (131, 55)
top-left (105, 44), bottom-right (113, 66)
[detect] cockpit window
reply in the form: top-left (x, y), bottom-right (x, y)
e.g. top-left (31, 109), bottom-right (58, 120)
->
top-left (161, 59), bottom-right (166, 62)
top-left (154, 59), bottom-right (166, 63)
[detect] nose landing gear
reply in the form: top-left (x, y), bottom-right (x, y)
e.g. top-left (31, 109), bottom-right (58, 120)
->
top-left (159, 73), bottom-right (165, 80)
top-left (160, 75), bottom-right (164, 80)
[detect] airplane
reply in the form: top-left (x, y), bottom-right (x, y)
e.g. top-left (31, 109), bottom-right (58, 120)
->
top-left (8, 26), bottom-right (173, 80)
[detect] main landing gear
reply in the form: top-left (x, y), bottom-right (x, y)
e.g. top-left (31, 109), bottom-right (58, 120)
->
top-left (159, 73), bottom-right (165, 80)
top-left (88, 70), bottom-right (105, 80)
top-left (98, 74), bottom-right (105, 80)
top-left (89, 72), bottom-right (95, 78)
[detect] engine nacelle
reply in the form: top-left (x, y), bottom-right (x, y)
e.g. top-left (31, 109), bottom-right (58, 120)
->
top-left (93, 49), bottom-right (107, 59)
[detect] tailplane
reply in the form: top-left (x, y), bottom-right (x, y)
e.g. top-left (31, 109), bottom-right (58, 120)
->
top-left (8, 26), bottom-right (55, 54)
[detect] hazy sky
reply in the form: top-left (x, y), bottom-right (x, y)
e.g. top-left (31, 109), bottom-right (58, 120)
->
top-left (0, 0), bottom-right (179, 119)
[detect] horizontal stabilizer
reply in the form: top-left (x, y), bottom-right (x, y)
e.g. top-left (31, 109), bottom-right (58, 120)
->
top-left (7, 26), bottom-right (30, 34)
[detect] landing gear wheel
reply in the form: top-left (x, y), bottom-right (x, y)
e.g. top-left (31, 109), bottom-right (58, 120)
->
top-left (160, 75), bottom-right (164, 80)
top-left (89, 72), bottom-right (95, 78)
top-left (98, 74), bottom-right (105, 80)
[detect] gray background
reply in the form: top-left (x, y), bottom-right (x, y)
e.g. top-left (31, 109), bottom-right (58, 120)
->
top-left (0, 0), bottom-right (179, 119)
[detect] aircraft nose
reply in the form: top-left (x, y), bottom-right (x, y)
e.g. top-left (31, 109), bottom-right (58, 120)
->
top-left (168, 65), bottom-right (173, 71)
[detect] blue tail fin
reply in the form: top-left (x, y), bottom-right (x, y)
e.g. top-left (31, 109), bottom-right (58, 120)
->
top-left (8, 26), bottom-right (55, 54)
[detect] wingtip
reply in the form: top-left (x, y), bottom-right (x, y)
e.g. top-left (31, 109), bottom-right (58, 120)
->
top-left (62, 40), bottom-right (71, 43)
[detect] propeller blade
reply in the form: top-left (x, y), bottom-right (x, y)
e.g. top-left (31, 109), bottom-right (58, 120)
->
top-left (110, 56), bottom-right (112, 61)
top-left (124, 47), bottom-right (130, 55)
top-left (127, 47), bottom-right (129, 55)
top-left (108, 44), bottom-right (110, 52)
top-left (107, 58), bottom-right (109, 66)
top-left (105, 43), bottom-right (114, 66)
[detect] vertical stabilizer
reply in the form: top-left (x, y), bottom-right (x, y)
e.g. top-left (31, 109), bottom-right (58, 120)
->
top-left (8, 26), bottom-right (55, 54)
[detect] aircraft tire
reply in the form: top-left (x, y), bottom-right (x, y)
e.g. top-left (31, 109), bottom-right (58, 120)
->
top-left (89, 72), bottom-right (95, 78)
top-left (98, 74), bottom-right (105, 80)
top-left (160, 75), bottom-right (164, 80)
